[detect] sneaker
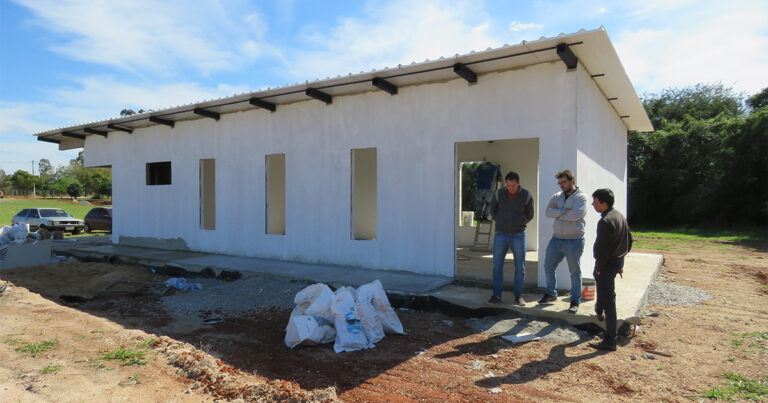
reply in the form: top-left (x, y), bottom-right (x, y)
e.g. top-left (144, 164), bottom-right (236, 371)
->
top-left (568, 301), bottom-right (579, 314)
top-left (538, 294), bottom-right (557, 304)
top-left (588, 341), bottom-right (617, 351)
top-left (514, 295), bottom-right (526, 306)
top-left (488, 295), bottom-right (501, 303)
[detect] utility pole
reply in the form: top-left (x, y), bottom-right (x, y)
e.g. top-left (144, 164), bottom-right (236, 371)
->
top-left (32, 160), bottom-right (36, 198)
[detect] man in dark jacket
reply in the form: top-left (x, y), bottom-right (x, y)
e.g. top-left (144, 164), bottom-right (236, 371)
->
top-left (488, 171), bottom-right (534, 305)
top-left (589, 188), bottom-right (633, 351)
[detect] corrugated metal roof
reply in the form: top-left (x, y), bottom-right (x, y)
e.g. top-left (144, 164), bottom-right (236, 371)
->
top-left (34, 27), bottom-right (653, 150)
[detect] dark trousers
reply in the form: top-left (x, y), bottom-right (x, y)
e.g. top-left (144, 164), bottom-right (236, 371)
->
top-left (594, 257), bottom-right (624, 345)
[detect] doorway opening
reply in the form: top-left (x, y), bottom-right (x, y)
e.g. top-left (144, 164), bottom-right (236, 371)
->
top-left (454, 138), bottom-right (540, 287)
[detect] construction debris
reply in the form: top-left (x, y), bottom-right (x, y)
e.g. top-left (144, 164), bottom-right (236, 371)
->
top-left (164, 277), bottom-right (203, 292)
top-left (285, 280), bottom-right (404, 353)
top-left (501, 332), bottom-right (542, 344)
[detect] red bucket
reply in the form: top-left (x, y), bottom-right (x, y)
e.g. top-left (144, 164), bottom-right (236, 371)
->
top-left (581, 284), bottom-right (596, 301)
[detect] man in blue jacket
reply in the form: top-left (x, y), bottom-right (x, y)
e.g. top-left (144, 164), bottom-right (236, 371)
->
top-left (538, 170), bottom-right (589, 313)
top-left (474, 161), bottom-right (501, 221)
top-left (488, 171), bottom-right (534, 305)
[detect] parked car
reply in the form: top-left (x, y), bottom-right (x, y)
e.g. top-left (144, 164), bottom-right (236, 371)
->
top-left (84, 207), bottom-right (112, 233)
top-left (11, 208), bottom-right (85, 234)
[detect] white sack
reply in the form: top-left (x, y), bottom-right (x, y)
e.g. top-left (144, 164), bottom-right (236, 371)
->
top-left (293, 283), bottom-right (334, 321)
top-left (0, 226), bottom-right (11, 246)
top-left (352, 287), bottom-right (385, 345)
top-left (10, 223), bottom-right (29, 242)
top-left (331, 287), bottom-right (370, 353)
top-left (358, 280), bottom-right (404, 334)
top-left (285, 315), bottom-right (336, 348)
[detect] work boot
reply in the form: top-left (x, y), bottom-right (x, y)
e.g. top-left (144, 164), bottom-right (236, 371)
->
top-left (538, 294), bottom-right (556, 304)
top-left (568, 301), bottom-right (579, 313)
top-left (589, 341), bottom-right (617, 351)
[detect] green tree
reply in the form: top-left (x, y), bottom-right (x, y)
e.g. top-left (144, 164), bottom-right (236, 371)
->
top-left (461, 162), bottom-right (480, 212)
top-left (120, 108), bottom-right (145, 116)
top-left (642, 83), bottom-right (743, 129)
top-left (747, 87), bottom-right (768, 110)
top-left (10, 170), bottom-right (38, 194)
top-left (629, 84), bottom-right (768, 226)
top-left (97, 177), bottom-right (112, 198)
top-left (38, 159), bottom-right (54, 178)
top-left (66, 182), bottom-right (83, 198)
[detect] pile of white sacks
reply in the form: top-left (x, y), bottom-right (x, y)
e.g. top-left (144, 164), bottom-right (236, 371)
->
top-left (0, 223), bottom-right (30, 247)
top-left (285, 279), bottom-right (404, 353)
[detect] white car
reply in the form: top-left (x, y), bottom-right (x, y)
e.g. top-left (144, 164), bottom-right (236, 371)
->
top-left (11, 208), bottom-right (85, 234)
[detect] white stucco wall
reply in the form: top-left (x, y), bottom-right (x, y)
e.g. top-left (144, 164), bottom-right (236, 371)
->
top-left (84, 61), bottom-right (580, 277)
top-left (575, 65), bottom-right (629, 280)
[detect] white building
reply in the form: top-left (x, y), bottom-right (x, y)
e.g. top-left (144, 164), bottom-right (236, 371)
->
top-left (35, 28), bottom-right (652, 290)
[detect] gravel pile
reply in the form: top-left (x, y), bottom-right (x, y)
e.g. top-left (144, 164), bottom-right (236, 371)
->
top-left (647, 275), bottom-right (712, 306)
top-left (161, 276), bottom-right (311, 317)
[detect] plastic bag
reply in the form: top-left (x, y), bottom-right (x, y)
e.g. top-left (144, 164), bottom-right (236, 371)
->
top-left (331, 287), bottom-right (370, 353)
top-left (358, 280), bottom-right (404, 334)
top-left (285, 315), bottom-right (336, 348)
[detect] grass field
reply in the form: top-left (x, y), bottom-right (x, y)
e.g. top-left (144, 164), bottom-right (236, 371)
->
top-left (0, 197), bottom-right (100, 226)
top-left (632, 226), bottom-right (767, 251)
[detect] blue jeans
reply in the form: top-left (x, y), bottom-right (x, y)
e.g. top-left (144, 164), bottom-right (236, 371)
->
top-left (543, 237), bottom-right (585, 303)
top-left (492, 232), bottom-right (526, 298)
top-left (475, 189), bottom-right (494, 220)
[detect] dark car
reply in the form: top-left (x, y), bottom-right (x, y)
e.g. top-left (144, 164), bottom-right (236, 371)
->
top-left (84, 207), bottom-right (112, 233)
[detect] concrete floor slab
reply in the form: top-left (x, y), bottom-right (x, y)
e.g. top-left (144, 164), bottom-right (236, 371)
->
top-left (51, 237), bottom-right (452, 294)
top-left (456, 248), bottom-right (539, 286)
top-left (433, 252), bottom-right (663, 327)
top-left (168, 254), bottom-right (453, 294)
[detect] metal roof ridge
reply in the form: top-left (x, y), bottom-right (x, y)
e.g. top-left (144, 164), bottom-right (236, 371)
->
top-left (34, 27), bottom-right (605, 136)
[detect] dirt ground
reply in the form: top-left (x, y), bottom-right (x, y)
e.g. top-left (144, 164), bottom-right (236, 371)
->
top-left (0, 237), bottom-right (766, 402)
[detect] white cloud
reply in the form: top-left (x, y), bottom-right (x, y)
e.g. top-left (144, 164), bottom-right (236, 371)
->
top-left (0, 77), bottom-right (249, 174)
top-left (13, 0), bottom-right (278, 75)
top-left (508, 21), bottom-right (543, 32)
top-left (282, 0), bottom-right (502, 81)
top-left (614, 4), bottom-right (768, 95)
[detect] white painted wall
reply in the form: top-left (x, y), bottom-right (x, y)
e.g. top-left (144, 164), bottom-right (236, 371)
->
top-left (575, 65), bottom-right (629, 280)
top-left (85, 61), bottom-right (585, 278)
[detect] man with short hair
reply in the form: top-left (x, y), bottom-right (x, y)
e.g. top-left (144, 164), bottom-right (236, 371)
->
top-left (488, 171), bottom-right (534, 305)
top-left (538, 170), bottom-right (589, 313)
top-left (589, 188), bottom-right (633, 351)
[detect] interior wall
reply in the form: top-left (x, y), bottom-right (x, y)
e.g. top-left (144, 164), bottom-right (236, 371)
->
top-left (266, 154), bottom-right (286, 235)
top-left (455, 138), bottom-right (539, 250)
top-left (352, 148), bottom-right (377, 240)
top-left (200, 158), bottom-right (216, 230)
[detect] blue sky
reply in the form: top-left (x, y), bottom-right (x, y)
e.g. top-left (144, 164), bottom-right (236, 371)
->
top-left (1, 0), bottom-right (766, 175)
